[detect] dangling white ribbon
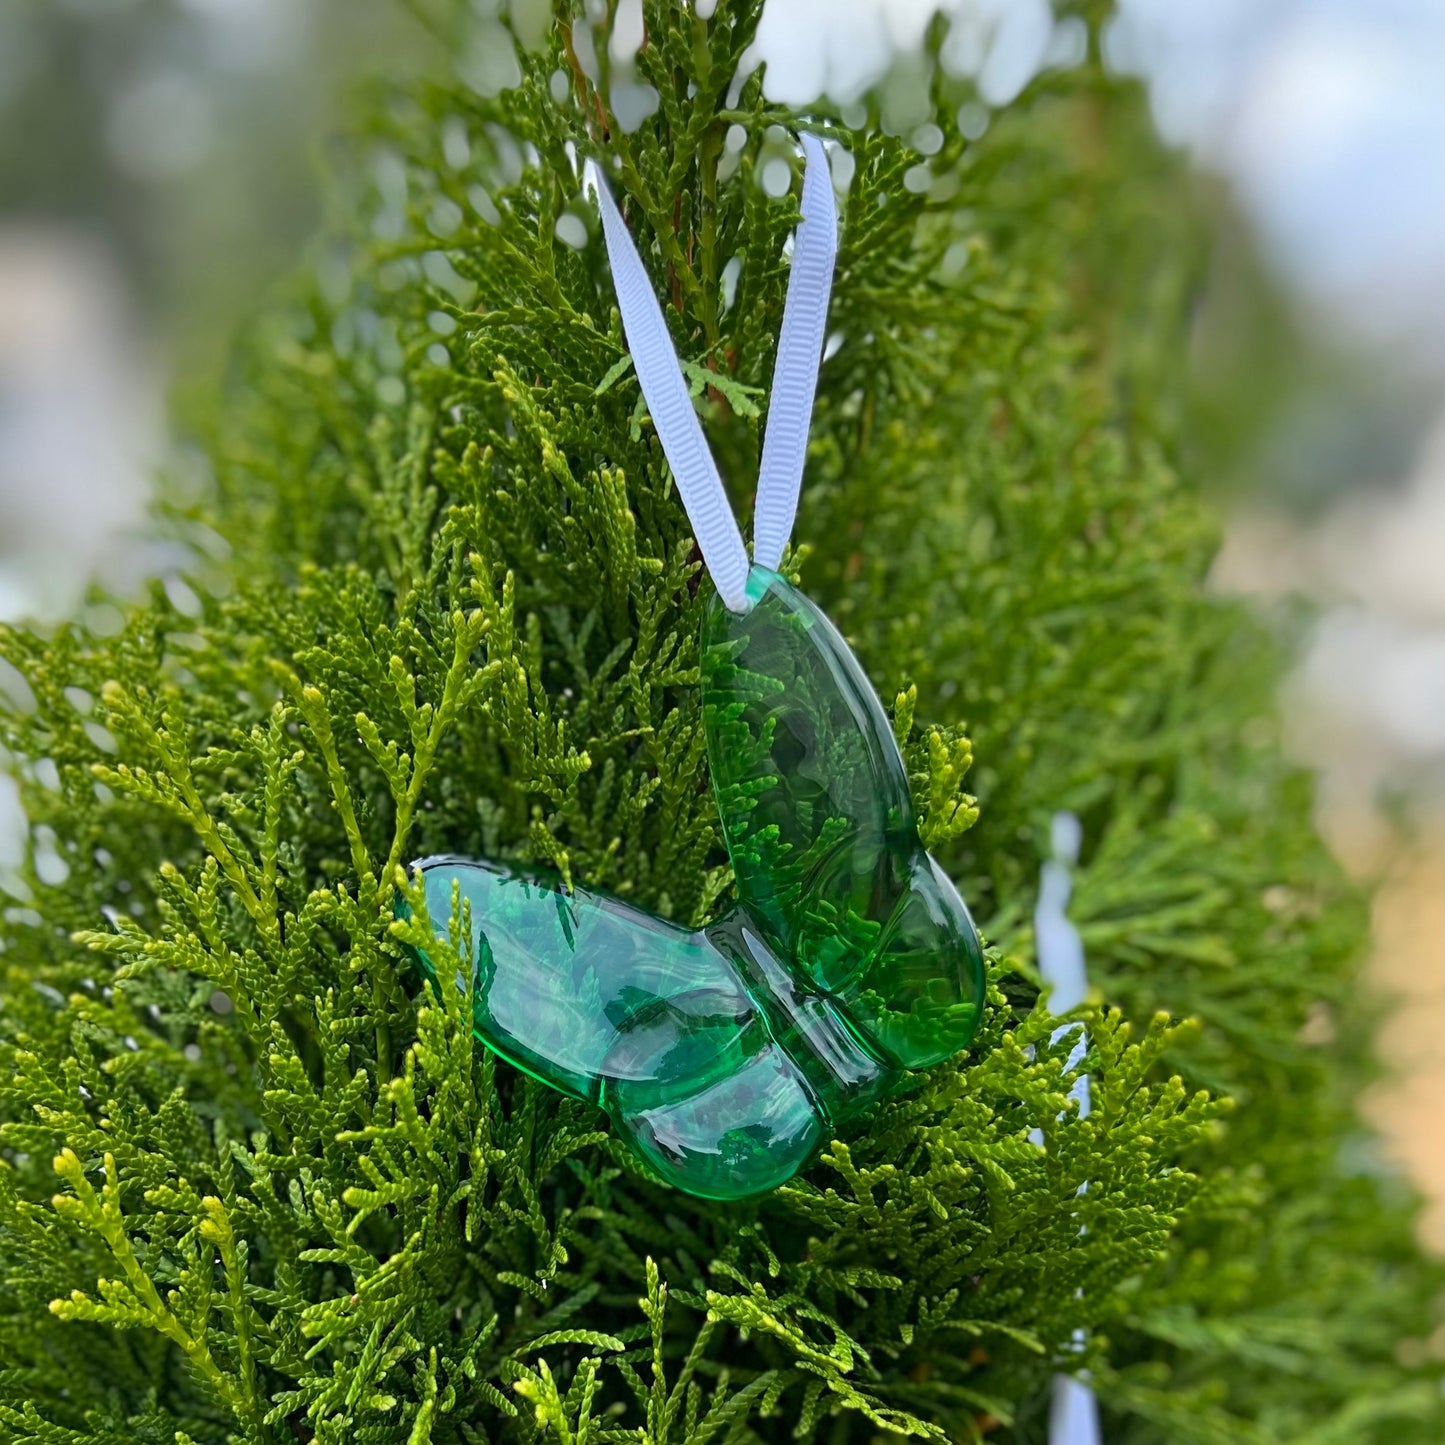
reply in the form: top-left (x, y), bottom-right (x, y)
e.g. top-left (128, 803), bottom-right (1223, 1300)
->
top-left (753, 133), bottom-right (837, 572)
top-left (585, 133), bottom-right (838, 612)
top-left (1035, 811), bottom-right (1104, 1445)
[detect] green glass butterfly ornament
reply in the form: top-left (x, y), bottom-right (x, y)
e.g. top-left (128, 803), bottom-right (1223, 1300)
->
top-left (398, 136), bottom-right (987, 1200)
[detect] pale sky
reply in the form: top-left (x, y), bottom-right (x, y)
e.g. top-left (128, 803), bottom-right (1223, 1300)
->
top-left (747, 0), bottom-right (1445, 364)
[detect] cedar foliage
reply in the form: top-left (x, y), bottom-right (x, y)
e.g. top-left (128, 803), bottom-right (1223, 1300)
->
top-left (1, 2), bottom-right (1442, 1441)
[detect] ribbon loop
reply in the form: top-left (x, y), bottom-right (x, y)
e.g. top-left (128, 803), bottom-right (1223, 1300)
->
top-left (588, 134), bottom-right (838, 612)
top-left (1035, 810), bottom-right (1103, 1445)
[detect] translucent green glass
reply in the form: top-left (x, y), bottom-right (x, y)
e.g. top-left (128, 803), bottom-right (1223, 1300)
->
top-left (399, 567), bottom-right (985, 1200)
top-left (700, 568), bottom-right (986, 1070)
top-left (402, 859), bottom-right (876, 1199)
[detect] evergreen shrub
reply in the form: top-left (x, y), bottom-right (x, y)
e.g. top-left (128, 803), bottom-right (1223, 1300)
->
top-left (2, 3), bottom-right (1441, 1441)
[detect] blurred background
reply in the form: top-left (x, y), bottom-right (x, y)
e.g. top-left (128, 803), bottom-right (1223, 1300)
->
top-left (1, 0), bottom-right (1442, 1246)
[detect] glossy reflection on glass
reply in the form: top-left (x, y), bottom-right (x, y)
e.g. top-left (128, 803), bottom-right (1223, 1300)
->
top-left (399, 567), bottom-right (986, 1200)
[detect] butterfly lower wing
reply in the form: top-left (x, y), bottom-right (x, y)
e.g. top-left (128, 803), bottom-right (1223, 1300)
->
top-left (399, 856), bottom-right (822, 1198)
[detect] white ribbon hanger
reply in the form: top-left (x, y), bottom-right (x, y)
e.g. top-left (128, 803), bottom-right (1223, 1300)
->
top-left (1035, 810), bottom-right (1103, 1445)
top-left (585, 133), bottom-right (838, 612)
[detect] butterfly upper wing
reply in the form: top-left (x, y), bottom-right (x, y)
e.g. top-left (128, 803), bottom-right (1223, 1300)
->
top-left (700, 568), bottom-right (986, 1069)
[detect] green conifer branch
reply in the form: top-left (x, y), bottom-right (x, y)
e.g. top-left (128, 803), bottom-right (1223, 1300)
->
top-left (0, 1), bottom-right (1440, 1441)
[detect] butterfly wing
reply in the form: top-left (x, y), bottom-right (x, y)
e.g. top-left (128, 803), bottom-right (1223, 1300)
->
top-left (402, 856), bottom-right (750, 1098)
top-left (399, 855), bottom-right (822, 1198)
top-left (700, 568), bottom-right (986, 1069)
